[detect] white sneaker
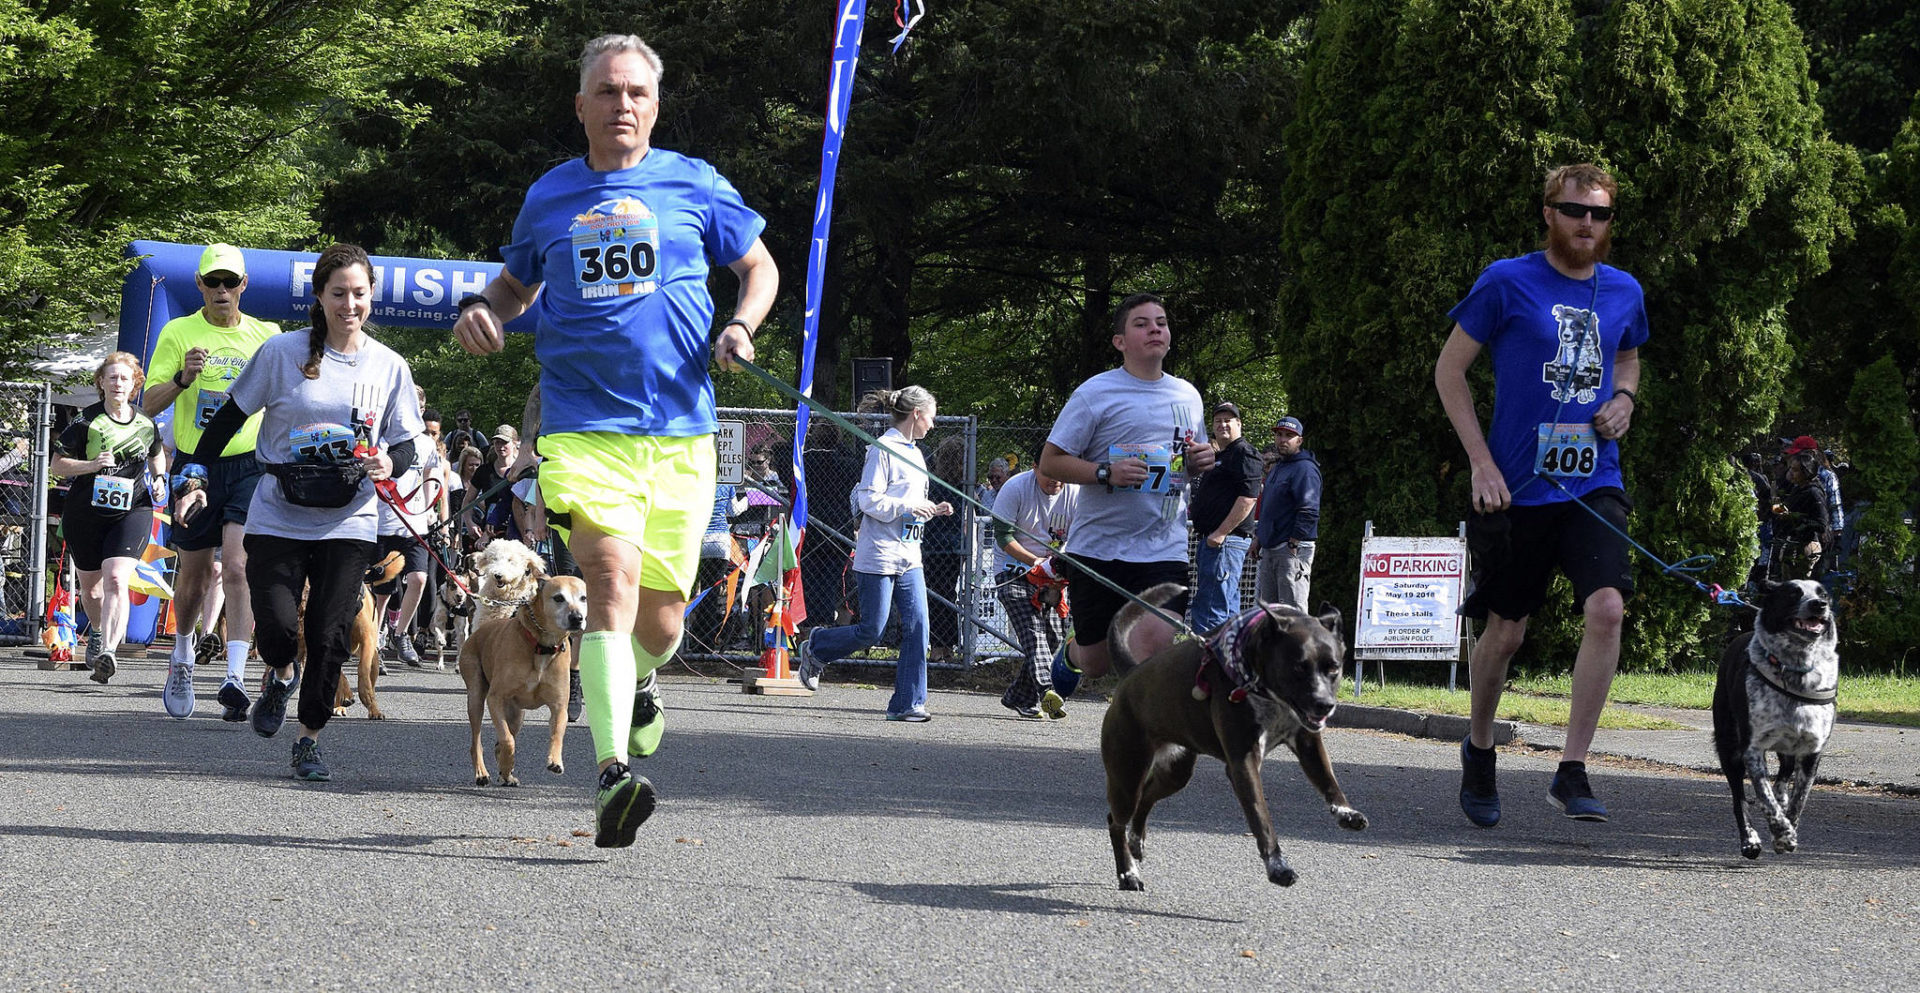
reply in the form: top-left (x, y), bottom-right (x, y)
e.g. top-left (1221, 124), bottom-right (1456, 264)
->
top-left (163, 661), bottom-right (195, 719)
top-left (795, 637), bottom-right (823, 692)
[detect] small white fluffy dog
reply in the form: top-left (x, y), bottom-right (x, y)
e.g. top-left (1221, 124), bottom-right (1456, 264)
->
top-left (470, 539), bottom-right (546, 628)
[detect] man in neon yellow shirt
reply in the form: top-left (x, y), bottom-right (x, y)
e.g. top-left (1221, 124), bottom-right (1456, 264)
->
top-left (142, 243), bottom-right (279, 721)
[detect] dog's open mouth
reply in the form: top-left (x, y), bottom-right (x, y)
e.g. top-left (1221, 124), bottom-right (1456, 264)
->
top-left (1294, 702), bottom-right (1336, 730)
top-left (1791, 615), bottom-right (1829, 636)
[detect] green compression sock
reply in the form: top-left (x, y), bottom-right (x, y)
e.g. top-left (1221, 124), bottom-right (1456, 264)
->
top-left (628, 633), bottom-right (680, 758)
top-left (580, 631), bottom-right (637, 766)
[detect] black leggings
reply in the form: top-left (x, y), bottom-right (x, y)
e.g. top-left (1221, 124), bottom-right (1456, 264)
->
top-left (245, 533), bottom-right (375, 733)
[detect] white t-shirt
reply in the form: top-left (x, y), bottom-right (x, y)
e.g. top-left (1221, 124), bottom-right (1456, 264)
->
top-left (1045, 367), bottom-right (1206, 563)
top-left (989, 470), bottom-right (1079, 572)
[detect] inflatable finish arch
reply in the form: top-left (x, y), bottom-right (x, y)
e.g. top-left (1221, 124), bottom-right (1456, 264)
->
top-left (117, 240), bottom-right (539, 363)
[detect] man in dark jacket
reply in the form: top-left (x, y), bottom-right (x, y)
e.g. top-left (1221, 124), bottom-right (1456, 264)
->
top-left (1253, 416), bottom-right (1320, 610)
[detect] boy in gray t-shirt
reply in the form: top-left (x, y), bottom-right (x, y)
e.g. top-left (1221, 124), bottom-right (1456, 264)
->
top-left (1039, 293), bottom-right (1214, 682)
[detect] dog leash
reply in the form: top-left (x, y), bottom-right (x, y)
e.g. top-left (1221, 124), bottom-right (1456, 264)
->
top-left (1537, 475), bottom-right (1756, 611)
top-left (372, 477), bottom-right (480, 601)
top-left (731, 356), bottom-right (1193, 639)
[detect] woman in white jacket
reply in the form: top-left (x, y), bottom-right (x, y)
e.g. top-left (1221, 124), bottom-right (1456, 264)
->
top-left (796, 386), bottom-right (952, 720)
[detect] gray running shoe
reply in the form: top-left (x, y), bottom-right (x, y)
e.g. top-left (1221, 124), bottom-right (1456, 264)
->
top-left (162, 661), bottom-right (194, 718)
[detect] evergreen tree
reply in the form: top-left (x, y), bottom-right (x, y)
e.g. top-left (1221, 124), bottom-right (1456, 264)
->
top-left (1842, 353), bottom-right (1920, 664)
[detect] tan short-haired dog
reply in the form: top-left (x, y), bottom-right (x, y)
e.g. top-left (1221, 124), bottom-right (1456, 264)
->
top-left (459, 575), bottom-right (588, 786)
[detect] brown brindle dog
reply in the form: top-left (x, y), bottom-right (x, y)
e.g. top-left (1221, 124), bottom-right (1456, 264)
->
top-left (1100, 583), bottom-right (1367, 892)
top-left (459, 575), bottom-right (588, 786)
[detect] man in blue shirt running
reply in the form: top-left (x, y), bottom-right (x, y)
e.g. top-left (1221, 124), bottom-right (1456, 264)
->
top-left (1434, 163), bottom-right (1648, 828)
top-left (454, 33), bottom-right (778, 848)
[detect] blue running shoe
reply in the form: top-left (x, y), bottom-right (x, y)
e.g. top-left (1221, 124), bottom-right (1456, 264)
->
top-left (217, 678), bottom-right (251, 723)
top-left (1049, 634), bottom-right (1081, 699)
top-left (290, 737), bottom-right (331, 782)
top-left (1548, 762), bottom-right (1609, 822)
top-left (1459, 737), bottom-right (1501, 827)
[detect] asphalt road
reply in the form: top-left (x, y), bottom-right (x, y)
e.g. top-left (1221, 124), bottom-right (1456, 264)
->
top-left (1, 655), bottom-right (1914, 992)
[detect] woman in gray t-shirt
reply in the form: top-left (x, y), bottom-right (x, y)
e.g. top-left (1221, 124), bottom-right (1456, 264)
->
top-left (180, 243), bottom-right (423, 782)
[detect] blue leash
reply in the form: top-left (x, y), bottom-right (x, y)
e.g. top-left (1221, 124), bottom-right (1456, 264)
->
top-left (1537, 474), bottom-right (1755, 610)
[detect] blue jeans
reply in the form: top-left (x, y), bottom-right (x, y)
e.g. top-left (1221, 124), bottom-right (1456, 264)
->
top-left (809, 567), bottom-right (928, 716)
top-left (1189, 535), bottom-right (1251, 634)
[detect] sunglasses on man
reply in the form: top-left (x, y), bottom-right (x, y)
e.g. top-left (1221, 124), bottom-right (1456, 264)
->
top-left (1548, 201), bottom-right (1616, 222)
top-left (200, 273), bottom-right (243, 289)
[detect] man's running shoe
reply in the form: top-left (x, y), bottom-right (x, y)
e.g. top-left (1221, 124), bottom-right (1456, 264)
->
top-left (1548, 762), bottom-right (1609, 822)
top-left (1003, 702), bottom-right (1043, 719)
top-left (163, 661), bottom-right (195, 718)
top-left (84, 631), bottom-right (102, 671)
top-left (567, 668), bottom-right (584, 723)
top-left (291, 737), bottom-right (331, 782)
top-left (194, 633), bottom-right (222, 667)
top-left (1040, 689), bottom-right (1068, 721)
top-left (795, 636), bottom-right (824, 691)
top-left (1459, 737), bottom-right (1501, 828)
top-left (89, 649), bottom-right (116, 685)
top-left (217, 678), bottom-right (251, 723)
top-left (629, 673), bottom-right (665, 759)
top-left (593, 762), bottom-right (657, 849)
top-left (251, 672), bottom-right (295, 738)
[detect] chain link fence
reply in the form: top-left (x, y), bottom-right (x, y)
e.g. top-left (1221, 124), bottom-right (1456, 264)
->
top-left (684, 411), bottom-right (1262, 672)
top-left (0, 382), bottom-right (53, 646)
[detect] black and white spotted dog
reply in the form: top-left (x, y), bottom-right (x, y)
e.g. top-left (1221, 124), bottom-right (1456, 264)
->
top-left (1711, 579), bottom-right (1839, 860)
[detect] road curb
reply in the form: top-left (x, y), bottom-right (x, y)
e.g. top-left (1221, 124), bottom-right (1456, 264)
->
top-left (1331, 702), bottom-right (1515, 746)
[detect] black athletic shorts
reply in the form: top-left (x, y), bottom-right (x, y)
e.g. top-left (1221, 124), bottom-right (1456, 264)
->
top-left (176, 453), bottom-right (262, 552)
top-left (1062, 556), bottom-right (1190, 646)
top-left (1460, 487), bottom-right (1634, 622)
top-left (64, 505), bottom-right (153, 572)
top-left (371, 533), bottom-right (430, 596)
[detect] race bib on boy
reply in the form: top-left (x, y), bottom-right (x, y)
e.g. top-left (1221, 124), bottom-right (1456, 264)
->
top-left (1535, 422), bottom-right (1598, 478)
top-left (571, 197), bottom-right (661, 299)
top-left (1109, 442), bottom-right (1174, 493)
top-left (290, 423), bottom-right (357, 465)
top-left (900, 519), bottom-right (926, 543)
top-left (91, 474), bottom-right (134, 512)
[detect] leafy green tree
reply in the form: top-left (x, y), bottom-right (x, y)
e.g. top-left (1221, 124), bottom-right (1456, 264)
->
top-left (1841, 353), bottom-right (1920, 664)
top-left (0, 0), bottom-right (504, 379)
top-left (1282, 0), bottom-right (1854, 672)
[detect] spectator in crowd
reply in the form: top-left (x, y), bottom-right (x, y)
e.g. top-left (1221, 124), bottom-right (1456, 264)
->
top-left (1252, 416), bottom-right (1321, 612)
top-left (1187, 401), bottom-right (1261, 633)
top-left (1773, 451), bottom-right (1831, 580)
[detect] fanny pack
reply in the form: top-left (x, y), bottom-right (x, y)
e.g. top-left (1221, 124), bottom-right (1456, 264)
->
top-left (267, 462), bottom-right (367, 509)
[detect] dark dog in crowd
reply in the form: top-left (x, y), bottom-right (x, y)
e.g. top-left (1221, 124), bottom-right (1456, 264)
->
top-left (1713, 579), bottom-right (1841, 859)
top-left (1100, 583), bottom-right (1367, 891)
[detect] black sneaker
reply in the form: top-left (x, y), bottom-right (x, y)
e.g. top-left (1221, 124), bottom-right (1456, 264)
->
top-left (1003, 702), bottom-right (1043, 720)
top-left (1548, 762), bottom-right (1609, 821)
top-left (567, 669), bottom-right (584, 723)
top-left (217, 678), bottom-right (251, 723)
top-left (1459, 737), bottom-right (1501, 827)
top-left (593, 762), bottom-right (657, 849)
top-left (291, 737), bottom-right (331, 781)
top-left (194, 634), bottom-right (223, 667)
top-left (251, 672), bottom-right (295, 738)
top-left (396, 635), bottom-right (422, 668)
top-left (89, 649), bottom-right (115, 685)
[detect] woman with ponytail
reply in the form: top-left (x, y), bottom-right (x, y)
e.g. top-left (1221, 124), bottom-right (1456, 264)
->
top-left (795, 386), bottom-right (953, 721)
top-left (177, 243), bottom-right (424, 781)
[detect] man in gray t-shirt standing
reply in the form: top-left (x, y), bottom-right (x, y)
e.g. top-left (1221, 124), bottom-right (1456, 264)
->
top-left (1039, 293), bottom-right (1215, 685)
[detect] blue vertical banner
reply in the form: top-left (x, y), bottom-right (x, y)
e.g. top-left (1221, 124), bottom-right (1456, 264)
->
top-left (790, 0), bottom-right (871, 536)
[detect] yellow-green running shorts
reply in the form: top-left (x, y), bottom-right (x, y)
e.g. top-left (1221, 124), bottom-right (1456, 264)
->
top-left (537, 431), bottom-right (713, 595)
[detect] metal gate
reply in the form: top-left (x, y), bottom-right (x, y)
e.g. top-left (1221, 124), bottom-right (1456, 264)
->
top-left (0, 382), bottom-right (52, 646)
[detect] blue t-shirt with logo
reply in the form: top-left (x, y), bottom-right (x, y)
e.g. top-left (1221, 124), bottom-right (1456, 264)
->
top-left (1448, 252), bottom-right (1650, 506)
top-left (501, 150), bottom-right (766, 438)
